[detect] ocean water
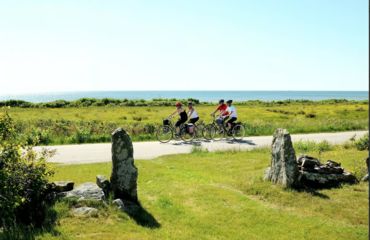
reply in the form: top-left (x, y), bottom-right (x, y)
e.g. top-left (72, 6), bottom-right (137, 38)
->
top-left (0, 91), bottom-right (368, 103)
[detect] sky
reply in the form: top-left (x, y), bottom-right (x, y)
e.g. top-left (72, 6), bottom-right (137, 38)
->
top-left (0, 0), bottom-right (368, 94)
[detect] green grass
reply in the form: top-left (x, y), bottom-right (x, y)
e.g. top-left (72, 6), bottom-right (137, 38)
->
top-left (4, 101), bottom-right (369, 145)
top-left (13, 145), bottom-right (368, 240)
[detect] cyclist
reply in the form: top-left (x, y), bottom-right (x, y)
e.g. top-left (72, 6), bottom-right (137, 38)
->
top-left (211, 99), bottom-right (229, 128)
top-left (167, 102), bottom-right (188, 136)
top-left (187, 101), bottom-right (199, 124)
top-left (226, 100), bottom-right (238, 130)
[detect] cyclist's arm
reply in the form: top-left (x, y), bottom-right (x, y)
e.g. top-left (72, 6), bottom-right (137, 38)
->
top-left (168, 110), bottom-right (177, 119)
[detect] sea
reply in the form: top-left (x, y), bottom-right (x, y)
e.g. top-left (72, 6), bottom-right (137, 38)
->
top-left (0, 91), bottom-right (368, 103)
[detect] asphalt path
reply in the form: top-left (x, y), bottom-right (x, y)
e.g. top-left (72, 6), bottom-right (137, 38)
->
top-left (34, 130), bottom-right (368, 165)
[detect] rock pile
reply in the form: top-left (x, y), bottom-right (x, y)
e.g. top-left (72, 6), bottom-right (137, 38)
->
top-left (265, 128), bottom-right (358, 189)
top-left (48, 127), bottom-right (139, 216)
top-left (297, 155), bottom-right (358, 188)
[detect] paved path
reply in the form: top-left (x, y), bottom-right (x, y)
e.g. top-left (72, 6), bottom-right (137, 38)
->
top-left (36, 131), bottom-right (367, 165)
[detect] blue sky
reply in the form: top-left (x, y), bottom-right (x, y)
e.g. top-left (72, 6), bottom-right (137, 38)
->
top-left (0, 0), bottom-right (368, 94)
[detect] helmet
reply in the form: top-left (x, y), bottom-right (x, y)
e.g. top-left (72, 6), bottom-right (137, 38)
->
top-left (219, 99), bottom-right (224, 104)
top-left (226, 100), bottom-right (233, 104)
top-left (175, 102), bottom-right (182, 107)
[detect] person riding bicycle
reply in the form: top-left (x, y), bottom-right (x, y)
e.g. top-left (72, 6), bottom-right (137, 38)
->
top-left (167, 102), bottom-right (188, 136)
top-left (225, 99), bottom-right (238, 131)
top-left (187, 102), bottom-right (199, 124)
top-left (210, 99), bottom-right (229, 128)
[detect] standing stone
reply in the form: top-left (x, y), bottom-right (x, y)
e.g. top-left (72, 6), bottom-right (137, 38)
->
top-left (110, 128), bottom-right (138, 202)
top-left (265, 128), bottom-right (299, 188)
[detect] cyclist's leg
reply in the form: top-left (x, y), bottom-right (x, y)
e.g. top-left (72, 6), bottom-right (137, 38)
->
top-left (189, 117), bottom-right (199, 124)
top-left (227, 117), bottom-right (237, 129)
top-left (175, 118), bottom-right (187, 135)
top-left (222, 116), bottom-right (229, 129)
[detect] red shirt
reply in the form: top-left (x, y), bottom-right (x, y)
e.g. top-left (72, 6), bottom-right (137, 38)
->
top-left (217, 104), bottom-right (229, 116)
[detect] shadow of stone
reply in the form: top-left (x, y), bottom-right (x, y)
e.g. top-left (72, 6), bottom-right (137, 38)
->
top-left (122, 201), bottom-right (160, 229)
top-left (0, 207), bottom-right (60, 240)
top-left (294, 187), bottom-right (330, 199)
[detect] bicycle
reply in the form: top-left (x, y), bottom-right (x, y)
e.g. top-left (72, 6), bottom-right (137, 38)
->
top-left (202, 116), bottom-right (245, 141)
top-left (191, 120), bottom-right (205, 139)
top-left (156, 118), bottom-right (196, 143)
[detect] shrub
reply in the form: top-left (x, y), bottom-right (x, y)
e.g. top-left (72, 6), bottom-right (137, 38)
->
top-left (354, 134), bottom-right (369, 151)
top-left (294, 140), bottom-right (333, 153)
top-left (0, 112), bottom-right (54, 229)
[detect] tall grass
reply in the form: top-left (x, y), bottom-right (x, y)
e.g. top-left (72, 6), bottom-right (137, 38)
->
top-left (3, 100), bottom-right (368, 145)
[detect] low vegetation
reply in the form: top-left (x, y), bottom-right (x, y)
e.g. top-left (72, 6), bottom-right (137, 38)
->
top-left (0, 113), bottom-right (55, 236)
top-left (10, 142), bottom-right (365, 240)
top-left (2, 99), bottom-right (368, 145)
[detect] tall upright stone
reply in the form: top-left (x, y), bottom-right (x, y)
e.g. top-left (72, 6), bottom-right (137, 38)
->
top-left (265, 128), bottom-right (298, 188)
top-left (110, 128), bottom-right (138, 202)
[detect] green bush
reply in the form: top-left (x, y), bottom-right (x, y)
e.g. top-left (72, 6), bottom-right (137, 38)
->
top-left (294, 140), bottom-right (333, 153)
top-left (354, 134), bottom-right (369, 151)
top-left (0, 112), bottom-right (54, 229)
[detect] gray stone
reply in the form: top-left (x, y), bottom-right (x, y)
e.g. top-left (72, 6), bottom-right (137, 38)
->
top-left (96, 175), bottom-right (110, 197)
top-left (72, 207), bottom-right (98, 217)
top-left (65, 182), bottom-right (105, 201)
top-left (362, 174), bottom-right (368, 182)
top-left (298, 171), bottom-right (358, 188)
top-left (110, 128), bottom-right (138, 202)
top-left (265, 128), bottom-right (298, 188)
top-left (112, 199), bottom-right (124, 209)
top-left (50, 181), bottom-right (74, 192)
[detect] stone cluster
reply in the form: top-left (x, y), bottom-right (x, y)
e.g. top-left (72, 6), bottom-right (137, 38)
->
top-left (49, 128), bottom-right (139, 216)
top-left (297, 155), bottom-right (358, 188)
top-left (265, 128), bottom-right (359, 189)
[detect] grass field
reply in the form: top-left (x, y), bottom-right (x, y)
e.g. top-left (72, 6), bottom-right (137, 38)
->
top-left (7, 144), bottom-right (367, 240)
top-left (5, 100), bottom-right (369, 145)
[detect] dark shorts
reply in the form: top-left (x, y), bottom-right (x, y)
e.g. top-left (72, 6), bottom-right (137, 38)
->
top-left (227, 117), bottom-right (237, 125)
top-left (189, 117), bottom-right (199, 124)
top-left (176, 112), bottom-right (188, 127)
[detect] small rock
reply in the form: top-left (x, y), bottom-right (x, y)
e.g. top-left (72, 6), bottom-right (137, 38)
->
top-left (297, 155), bottom-right (320, 168)
top-left (299, 171), bottom-right (358, 188)
top-left (96, 175), bottom-right (110, 197)
top-left (65, 182), bottom-right (105, 201)
top-left (362, 174), bottom-right (369, 182)
top-left (50, 181), bottom-right (74, 192)
top-left (72, 207), bottom-right (98, 217)
top-left (325, 160), bottom-right (341, 168)
top-left (112, 199), bottom-right (124, 209)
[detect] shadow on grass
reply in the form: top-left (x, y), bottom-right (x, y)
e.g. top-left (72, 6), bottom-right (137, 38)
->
top-left (122, 201), bottom-right (160, 229)
top-left (295, 187), bottom-right (330, 199)
top-left (0, 208), bottom-right (60, 240)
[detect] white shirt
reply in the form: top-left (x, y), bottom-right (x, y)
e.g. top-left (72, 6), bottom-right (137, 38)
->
top-left (228, 106), bottom-right (237, 118)
top-left (189, 108), bottom-right (199, 119)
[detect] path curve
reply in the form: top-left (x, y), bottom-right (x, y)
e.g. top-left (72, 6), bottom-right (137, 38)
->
top-left (35, 131), bottom-right (367, 165)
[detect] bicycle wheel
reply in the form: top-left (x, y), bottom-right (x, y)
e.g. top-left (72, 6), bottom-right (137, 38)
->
top-left (180, 125), bottom-right (195, 142)
top-left (202, 124), bottom-right (217, 140)
top-left (232, 124), bottom-right (245, 141)
top-left (194, 124), bottom-right (205, 139)
top-left (156, 125), bottom-right (173, 143)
